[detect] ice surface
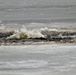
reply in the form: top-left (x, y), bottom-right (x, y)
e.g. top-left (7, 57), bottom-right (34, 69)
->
top-left (0, 44), bottom-right (76, 75)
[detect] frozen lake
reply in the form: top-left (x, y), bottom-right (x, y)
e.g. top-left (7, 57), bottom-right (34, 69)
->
top-left (0, 44), bottom-right (76, 75)
top-left (0, 0), bottom-right (76, 74)
top-left (0, 0), bottom-right (76, 28)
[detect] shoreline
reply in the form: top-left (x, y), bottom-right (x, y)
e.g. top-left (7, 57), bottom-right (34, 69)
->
top-left (0, 38), bottom-right (76, 46)
top-left (0, 27), bottom-right (76, 45)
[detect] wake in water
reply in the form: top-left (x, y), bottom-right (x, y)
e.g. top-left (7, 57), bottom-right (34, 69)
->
top-left (0, 26), bottom-right (76, 45)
